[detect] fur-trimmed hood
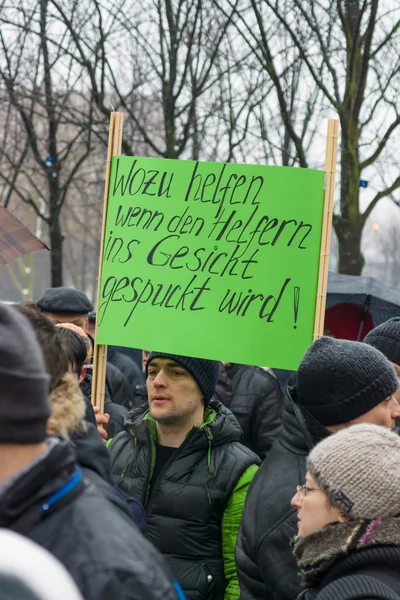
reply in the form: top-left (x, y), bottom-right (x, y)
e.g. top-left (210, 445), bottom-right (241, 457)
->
top-left (47, 373), bottom-right (87, 439)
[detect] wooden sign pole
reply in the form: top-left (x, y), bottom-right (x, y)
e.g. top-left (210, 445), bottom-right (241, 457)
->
top-left (92, 112), bottom-right (124, 413)
top-left (313, 119), bottom-right (339, 339)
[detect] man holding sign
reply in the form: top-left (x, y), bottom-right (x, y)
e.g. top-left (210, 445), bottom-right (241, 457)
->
top-left (108, 351), bottom-right (259, 600)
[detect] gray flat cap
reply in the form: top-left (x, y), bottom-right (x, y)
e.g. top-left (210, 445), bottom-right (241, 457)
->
top-left (37, 287), bottom-right (93, 314)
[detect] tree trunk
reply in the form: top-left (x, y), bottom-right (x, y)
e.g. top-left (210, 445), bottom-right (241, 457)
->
top-left (49, 218), bottom-right (63, 286)
top-left (333, 113), bottom-right (365, 275)
top-left (334, 217), bottom-right (364, 275)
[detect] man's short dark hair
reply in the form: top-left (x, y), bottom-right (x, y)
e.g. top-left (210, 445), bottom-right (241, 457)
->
top-left (56, 327), bottom-right (88, 377)
top-left (87, 311), bottom-right (96, 326)
top-left (13, 305), bottom-right (69, 391)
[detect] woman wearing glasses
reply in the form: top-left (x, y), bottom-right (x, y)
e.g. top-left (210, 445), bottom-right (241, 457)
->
top-left (291, 424), bottom-right (400, 600)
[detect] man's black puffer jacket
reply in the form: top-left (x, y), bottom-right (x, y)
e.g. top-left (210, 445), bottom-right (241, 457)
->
top-left (0, 438), bottom-right (180, 600)
top-left (236, 387), bottom-right (329, 600)
top-left (109, 399), bottom-right (259, 600)
top-left (225, 364), bottom-right (283, 459)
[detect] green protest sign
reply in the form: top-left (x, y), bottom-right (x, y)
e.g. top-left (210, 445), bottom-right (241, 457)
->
top-left (96, 156), bottom-right (325, 370)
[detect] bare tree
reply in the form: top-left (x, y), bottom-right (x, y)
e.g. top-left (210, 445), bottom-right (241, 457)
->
top-left (1, 0), bottom-right (259, 290)
top-left (0, 0), bottom-right (99, 285)
top-left (217, 0), bottom-right (400, 275)
top-left (61, 151), bottom-right (105, 300)
top-left (195, 29), bottom-right (270, 163)
top-left (48, 0), bottom-right (255, 160)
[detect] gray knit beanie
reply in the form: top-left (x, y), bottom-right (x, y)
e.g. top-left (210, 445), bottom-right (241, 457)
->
top-left (0, 303), bottom-right (51, 443)
top-left (364, 318), bottom-right (400, 366)
top-left (308, 424), bottom-right (400, 520)
top-left (297, 337), bottom-right (398, 426)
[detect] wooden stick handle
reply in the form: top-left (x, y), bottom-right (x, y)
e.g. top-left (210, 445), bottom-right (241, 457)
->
top-left (92, 112), bottom-right (124, 414)
top-left (313, 119), bottom-right (339, 340)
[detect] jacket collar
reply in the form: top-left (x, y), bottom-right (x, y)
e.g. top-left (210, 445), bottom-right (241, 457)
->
top-left (280, 386), bottom-right (330, 452)
top-left (0, 438), bottom-right (83, 531)
top-left (225, 363), bottom-right (241, 378)
top-left (71, 423), bottom-right (110, 480)
top-left (294, 518), bottom-right (400, 588)
top-left (0, 437), bottom-right (59, 498)
top-left (124, 398), bottom-right (243, 449)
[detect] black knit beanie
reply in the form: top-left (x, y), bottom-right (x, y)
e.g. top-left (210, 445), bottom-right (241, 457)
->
top-left (0, 303), bottom-right (51, 443)
top-left (364, 318), bottom-right (400, 366)
top-left (297, 336), bottom-right (398, 426)
top-left (146, 352), bottom-right (219, 404)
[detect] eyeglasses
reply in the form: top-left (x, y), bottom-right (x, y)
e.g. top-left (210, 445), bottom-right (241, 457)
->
top-left (296, 484), bottom-right (318, 498)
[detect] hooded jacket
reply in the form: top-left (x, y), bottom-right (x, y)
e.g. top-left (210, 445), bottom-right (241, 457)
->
top-left (48, 373), bottom-right (88, 438)
top-left (46, 370), bottom-right (95, 431)
top-left (236, 387), bottom-right (330, 600)
top-left (72, 424), bottom-right (147, 532)
top-left (47, 368), bottom-right (145, 530)
top-left (108, 399), bottom-right (260, 600)
top-left (224, 365), bottom-right (283, 459)
top-left (0, 438), bottom-right (181, 600)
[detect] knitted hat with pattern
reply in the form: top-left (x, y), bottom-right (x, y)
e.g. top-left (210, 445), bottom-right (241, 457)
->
top-left (146, 352), bottom-right (219, 404)
top-left (364, 317), bottom-right (400, 367)
top-left (296, 336), bottom-right (398, 426)
top-left (308, 424), bottom-right (400, 519)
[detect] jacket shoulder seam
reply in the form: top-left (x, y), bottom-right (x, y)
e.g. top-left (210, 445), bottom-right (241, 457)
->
top-left (256, 507), bottom-right (296, 553)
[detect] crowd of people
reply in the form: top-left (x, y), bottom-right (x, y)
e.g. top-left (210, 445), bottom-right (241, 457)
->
top-left (2, 286), bottom-right (400, 600)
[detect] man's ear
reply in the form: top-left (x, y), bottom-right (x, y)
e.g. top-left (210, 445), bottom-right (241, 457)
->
top-left (84, 317), bottom-right (89, 334)
top-left (79, 365), bottom-right (87, 384)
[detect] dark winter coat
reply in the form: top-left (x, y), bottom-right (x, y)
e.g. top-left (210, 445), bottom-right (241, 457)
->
top-left (71, 424), bottom-right (146, 531)
top-left (105, 361), bottom-right (136, 409)
top-left (0, 438), bottom-right (180, 600)
top-left (82, 394), bottom-right (97, 426)
top-left (298, 546), bottom-right (400, 600)
top-left (108, 400), bottom-right (260, 600)
top-left (225, 364), bottom-right (283, 459)
top-left (213, 363), bottom-right (234, 408)
top-left (115, 346), bottom-right (143, 370)
top-left (104, 397), bottom-right (128, 438)
top-left (236, 387), bottom-right (329, 600)
top-left (108, 346), bottom-right (145, 398)
top-left (72, 423), bottom-right (115, 491)
top-left (81, 368), bottom-right (128, 437)
top-left (131, 384), bottom-right (149, 408)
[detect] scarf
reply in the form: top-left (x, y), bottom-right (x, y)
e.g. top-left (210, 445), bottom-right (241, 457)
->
top-left (292, 516), bottom-right (400, 587)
